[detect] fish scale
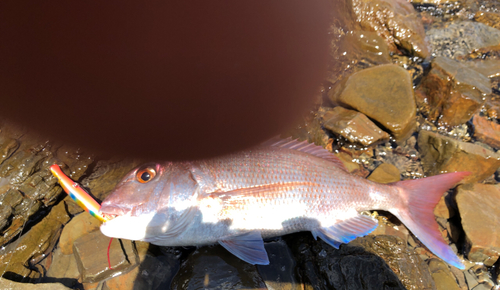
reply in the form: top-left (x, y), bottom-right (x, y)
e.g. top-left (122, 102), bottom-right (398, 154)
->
top-left (99, 138), bottom-right (469, 268)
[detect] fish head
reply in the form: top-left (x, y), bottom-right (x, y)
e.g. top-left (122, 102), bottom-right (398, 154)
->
top-left (99, 162), bottom-right (199, 242)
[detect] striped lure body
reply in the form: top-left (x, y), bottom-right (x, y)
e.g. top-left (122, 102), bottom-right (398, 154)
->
top-left (99, 139), bottom-right (468, 268)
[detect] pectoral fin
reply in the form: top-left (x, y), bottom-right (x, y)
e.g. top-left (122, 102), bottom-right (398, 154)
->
top-left (218, 231), bottom-right (269, 265)
top-left (311, 214), bottom-right (378, 249)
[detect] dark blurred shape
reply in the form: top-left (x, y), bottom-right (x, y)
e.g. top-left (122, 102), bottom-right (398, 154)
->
top-left (0, 1), bottom-right (330, 160)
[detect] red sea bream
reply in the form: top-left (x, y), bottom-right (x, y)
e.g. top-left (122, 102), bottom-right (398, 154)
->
top-left (99, 138), bottom-right (468, 268)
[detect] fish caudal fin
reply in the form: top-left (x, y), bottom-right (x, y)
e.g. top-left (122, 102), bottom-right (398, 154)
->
top-left (390, 172), bottom-right (470, 269)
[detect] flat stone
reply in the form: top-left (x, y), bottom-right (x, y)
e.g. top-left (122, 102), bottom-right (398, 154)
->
top-left (472, 115), bottom-right (500, 150)
top-left (427, 21), bottom-right (500, 59)
top-left (352, 0), bottom-right (429, 58)
top-left (415, 57), bottom-right (491, 128)
top-left (367, 163), bottom-right (401, 183)
top-left (428, 259), bottom-right (460, 290)
top-left (45, 246), bottom-right (81, 288)
top-left (474, 11), bottom-right (500, 30)
top-left (465, 59), bottom-right (500, 78)
top-left (330, 64), bottom-right (416, 142)
top-left (418, 130), bottom-right (500, 183)
top-left (456, 183), bottom-right (500, 266)
top-left (323, 107), bottom-right (390, 147)
top-left (59, 212), bottom-right (102, 255)
top-left (434, 193), bottom-right (455, 220)
top-left (73, 230), bottom-right (138, 283)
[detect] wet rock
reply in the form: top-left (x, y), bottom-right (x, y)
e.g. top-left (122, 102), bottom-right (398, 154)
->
top-left (322, 107), bottom-right (390, 147)
top-left (104, 252), bottom-right (178, 290)
top-left (0, 278), bottom-right (71, 290)
top-left (171, 245), bottom-right (267, 289)
top-left (286, 232), bottom-right (434, 290)
top-left (284, 107), bottom-right (330, 150)
top-left (465, 59), bottom-right (500, 78)
top-left (434, 193), bottom-right (455, 220)
top-left (370, 214), bottom-right (409, 245)
top-left (329, 64), bottom-right (416, 142)
top-left (367, 163), bottom-right (401, 183)
top-left (0, 201), bottom-right (70, 281)
top-left (256, 240), bottom-right (301, 290)
top-left (45, 247), bottom-right (80, 288)
top-left (427, 259), bottom-right (460, 290)
top-left (374, 137), bottom-right (425, 179)
top-left (82, 159), bottom-right (142, 201)
top-left (427, 21), bottom-right (500, 59)
top-left (334, 152), bottom-right (369, 178)
top-left (455, 183), bottom-right (500, 266)
top-left (59, 213), bottom-right (102, 255)
top-left (472, 115), bottom-right (500, 150)
top-left (352, 0), bottom-right (429, 58)
top-left (418, 130), bottom-right (500, 183)
top-left (73, 230), bottom-right (138, 283)
top-left (474, 11), bottom-right (500, 30)
top-left (327, 30), bottom-right (391, 85)
top-left (415, 56), bottom-right (491, 128)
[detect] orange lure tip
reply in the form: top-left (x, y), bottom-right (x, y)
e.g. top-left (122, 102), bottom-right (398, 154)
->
top-left (50, 164), bottom-right (109, 222)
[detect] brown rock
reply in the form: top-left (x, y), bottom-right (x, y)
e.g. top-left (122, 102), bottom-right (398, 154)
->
top-left (0, 278), bottom-right (71, 290)
top-left (474, 11), bottom-right (500, 30)
top-left (329, 64), bottom-right (416, 142)
top-left (323, 107), bottom-right (390, 147)
top-left (428, 259), bottom-right (461, 290)
top-left (485, 99), bottom-right (500, 119)
top-left (46, 247), bottom-right (80, 288)
top-left (456, 183), bottom-right (500, 266)
top-left (370, 214), bottom-right (409, 244)
top-left (73, 230), bottom-right (138, 283)
top-left (472, 115), bottom-right (500, 150)
top-left (352, 0), bottom-right (429, 58)
top-left (434, 194), bottom-right (455, 220)
top-left (59, 212), bottom-right (102, 255)
top-left (334, 152), bottom-right (369, 178)
top-left (0, 201), bottom-right (70, 280)
top-left (367, 163), bottom-right (400, 183)
top-left (418, 130), bottom-right (500, 183)
top-left (415, 57), bottom-right (491, 128)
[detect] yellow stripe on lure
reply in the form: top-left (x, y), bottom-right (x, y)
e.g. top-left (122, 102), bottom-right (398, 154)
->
top-left (50, 164), bottom-right (109, 222)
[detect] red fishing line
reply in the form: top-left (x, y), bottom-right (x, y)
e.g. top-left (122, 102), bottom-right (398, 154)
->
top-left (107, 238), bottom-right (114, 270)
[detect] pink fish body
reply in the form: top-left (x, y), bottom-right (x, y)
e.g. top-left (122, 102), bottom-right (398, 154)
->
top-left (100, 139), bottom-right (468, 268)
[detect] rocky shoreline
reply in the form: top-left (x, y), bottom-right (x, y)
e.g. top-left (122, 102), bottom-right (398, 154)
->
top-left (1, 0), bottom-right (500, 289)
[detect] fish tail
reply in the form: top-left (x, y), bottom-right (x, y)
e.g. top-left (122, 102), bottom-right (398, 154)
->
top-left (390, 171), bottom-right (470, 269)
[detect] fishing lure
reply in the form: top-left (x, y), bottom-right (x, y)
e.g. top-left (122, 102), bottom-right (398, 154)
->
top-left (50, 164), bottom-right (115, 269)
top-left (50, 164), bottom-right (109, 222)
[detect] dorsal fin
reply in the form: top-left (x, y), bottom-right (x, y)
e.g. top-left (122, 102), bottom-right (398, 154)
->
top-left (262, 137), bottom-right (348, 171)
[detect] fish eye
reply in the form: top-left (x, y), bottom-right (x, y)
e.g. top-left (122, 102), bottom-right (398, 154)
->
top-left (136, 167), bottom-right (156, 183)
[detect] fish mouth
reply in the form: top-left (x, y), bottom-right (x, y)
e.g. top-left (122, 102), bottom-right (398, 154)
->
top-left (99, 204), bottom-right (131, 222)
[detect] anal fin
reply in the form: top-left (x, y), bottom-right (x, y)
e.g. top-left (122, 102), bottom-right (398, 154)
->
top-left (311, 214), bottom-right (378, 249)
top-left (218, 231), bottom-right (269, 265)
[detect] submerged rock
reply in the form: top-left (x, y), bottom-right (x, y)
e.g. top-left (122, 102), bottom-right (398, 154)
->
top-left (415, 56), bottom-right (491, 128)
top-left (352, 0), bottom-right (429, 58)
top-left (474, 11), bottom-right (500, 30)
top-left (0, 278), bottom-right (71, 290)
top-left (427, 259), bottom-right (461, 290)
top-left (322, 106), bottom-right (390, 147)
top-left (418, 130), bottom-right (500, 183)
top-left (456, 183), bottom-right (500, 266)
top-left (367, 163), bottom-right (401, 183)
top-left (329, 64), bottom-right (417, 142)
top-left (427, 21), bottom-right (500, 59)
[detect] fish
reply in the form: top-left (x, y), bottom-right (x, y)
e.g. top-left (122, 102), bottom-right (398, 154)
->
top-left (99, 138), bottom-right (469, 269)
